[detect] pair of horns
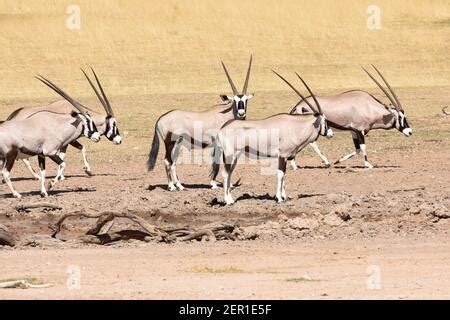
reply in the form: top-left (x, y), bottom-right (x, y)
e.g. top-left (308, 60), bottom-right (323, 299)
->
top-left (36, 75), bottom-right (89, 116)
top-left (36, 68), bottom-right (114, 117)
top-left (362, 65), bottom-right (403, 111)
top-left (81, 67), bottom-right (115, 117)
top-left (273, 70), bottom-right (323, 116)
top-left (221, 55), bottom-right (252, 96)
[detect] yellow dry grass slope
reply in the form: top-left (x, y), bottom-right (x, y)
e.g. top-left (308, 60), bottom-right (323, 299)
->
top-left (0, 0), bottom-right (448, 162)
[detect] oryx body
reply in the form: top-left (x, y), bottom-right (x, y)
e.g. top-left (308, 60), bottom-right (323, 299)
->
top-left (147, 57), bottom-right (253, 191)
top-left (290, 66), bottom-right (412, 169)
top-left (5, 69), bottom-right (121, 179)
top-left (0, 76), bottom-right (100, 198)
top-left (211, 72), bottom-right (333, 205)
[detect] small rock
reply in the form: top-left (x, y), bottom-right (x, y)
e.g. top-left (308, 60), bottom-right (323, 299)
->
top-left (286, 217), bottom-right (320, 231)
top-left (329, 202), bottom-right (352, 221)
top-left (277, 214), bottom-right (289, 222)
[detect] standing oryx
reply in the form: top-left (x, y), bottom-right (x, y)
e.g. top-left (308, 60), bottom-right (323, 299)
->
top-left (0, 75), bottom-right (100, 198)
top-left (5, 68), bottom-right (121, 180)
top-left (211, 71), bottom-right (334, 205)
top-left (147, 56), bottom-right (253, 191)
top-left (289, 65), bottom-right (412, 169)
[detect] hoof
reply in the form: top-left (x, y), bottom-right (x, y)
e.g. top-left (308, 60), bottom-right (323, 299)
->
top-left (364, 162), bottom-right (374, 169)
top-left (168, 185), bottom-right (176, 191)
top-left (324, 163), bottom-right (331, 168)
top-left (58, 175), bottom-right (66, 181)
top-left (176, 184), bottom-right (185, 191)
top-left (85, 170), bottom-right (93, 177)
top-left (13, 192), bottom-right (22, 199)
top-left (40, 192), bottom-right (48, 198)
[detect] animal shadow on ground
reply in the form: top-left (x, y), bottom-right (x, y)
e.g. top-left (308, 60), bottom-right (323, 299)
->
top-left (0, 187), bottom-right (95, 199)
top-left (148, 179), bottom-right (242, 192)
top-left (298, 193), bottom-right (326, 199)
top-left (209, 192), bottom-right (276, 206)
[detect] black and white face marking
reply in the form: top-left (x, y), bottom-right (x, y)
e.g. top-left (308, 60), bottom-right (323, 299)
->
top-left (392, 108), bottom-right (412, 136)
top-left (105, 116), bottom-right (122, 144)
top-left (221, 94), bottom-right (254, 119)
top-left (82, 114), bottom-right (100, 142)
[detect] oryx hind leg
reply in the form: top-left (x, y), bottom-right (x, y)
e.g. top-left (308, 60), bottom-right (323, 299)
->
top-left (37, 155), bottom-right (48, 197)
top-left (22, 159), bottom-right (41, 180)
top-left (170, 138), bottom-right (184, 190)
top-left (276, 157), bottom-right (287, 203)
top-left (46, 155), bottom-right (66, 191)
top-left (71, 141), bottom-right (92, 176)
top-left (163, 139), bottom-right (176, 191)
top-left (2, 151), bottom-right (21, 198)
top-left (334, 132), bottom-right (361, 165)
top-left (310, 141), bottom-right (330, 167)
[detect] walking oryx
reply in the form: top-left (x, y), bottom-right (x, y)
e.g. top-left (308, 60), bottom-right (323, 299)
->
top-left (289, 65), bottom-right (412, 169)
top-left (147, 56), bottom-right (253, 191)
top-left (5, 68), bottom-right (121, 180)
top-left (443, 106), bottom-right (449, 115)
top-left (211, 71), bottom-right (334, 205)
top-left (0, 75), bottom-right (100, 198)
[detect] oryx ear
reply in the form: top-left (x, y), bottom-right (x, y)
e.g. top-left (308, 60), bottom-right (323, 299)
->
top-left (70, 117), bottom-right (82, 128)
top-left (220, 94), bottom-right (232, 102)
top-left (247, 93), bottom-right (254, 100)
top-left (382, 112), bottom-right (396, 124)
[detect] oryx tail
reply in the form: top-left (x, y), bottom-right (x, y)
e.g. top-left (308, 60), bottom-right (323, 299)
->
top-left (147, 126), bottom-right (160, 171)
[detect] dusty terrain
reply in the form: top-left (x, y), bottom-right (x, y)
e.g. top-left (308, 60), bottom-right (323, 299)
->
top-left (0, 0), bottom-right (449, 299)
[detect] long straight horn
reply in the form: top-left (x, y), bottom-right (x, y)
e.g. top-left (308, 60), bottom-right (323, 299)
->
top-left (242, 54), bottom-right (252, 94)
top-left (89, 67), bottom-right (114, 117)
top-left (35, 75), bottom-right (87, 115)
top-left (221, 61), bottom-right (238, 96)
top-left (371, 65), bottom-right (403, 111)
top-left (362, 67), bottom-right (398, 109)
top-left (81, 68), bottom-right (109, 115)
top-left (272, 70), bottom-right (319, 114)
top-left (295, 73), bottom-right (323, 115)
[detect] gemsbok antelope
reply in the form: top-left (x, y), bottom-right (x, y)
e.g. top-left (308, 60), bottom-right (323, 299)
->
top-left (0, 75), bottom-right (100, 198)
top-left (147, 56), bottom-right (253, 191)
top-left (211, 71), bottom-right (334, 205)
top-left (5, 68), bottom-right (121, 180)
top-left (289, 65), bottom-right (412, 169)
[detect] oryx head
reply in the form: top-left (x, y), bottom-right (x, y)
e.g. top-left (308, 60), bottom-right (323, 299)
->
top-left (220, 55), bottom-right (254, 120)
top-left (273, 70), bottom-right (334, 139)
top-left (82, 68), bottom-right (122, 145)
top-left (363, 65), bottom-right (412, 137)
top-left (35, 74), bottom-right (101, 142)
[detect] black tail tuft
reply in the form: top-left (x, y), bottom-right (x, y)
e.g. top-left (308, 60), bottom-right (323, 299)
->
top-left (147, 127), bottom-right (160, 171)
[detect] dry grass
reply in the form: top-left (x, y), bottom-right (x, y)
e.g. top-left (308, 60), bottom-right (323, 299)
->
top-left (187, 266), bottom-right (245, 274)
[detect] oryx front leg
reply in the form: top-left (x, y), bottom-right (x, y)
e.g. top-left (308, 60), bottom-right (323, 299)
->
top-left (57, 145), bottom-right (68, 181)
top-left (290, 158), bottom-right (298, 171)
top-left (2, 152), bottom-right (21, 198)
top-left (310, 141), bottom-right (330, 167)
top-left (222, 156), bottom-right (236, 205)
top-left (22, 159), bottom-right (41, 180)
top-left (46, 155), bottom-right (66, 191)
top-left (276, 157), bottom-right (287, 203)
top-left (37, 155), bottom-right (48, 197)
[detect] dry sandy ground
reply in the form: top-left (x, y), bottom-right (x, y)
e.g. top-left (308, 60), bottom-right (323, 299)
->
top-left (0, 115), bottom-right (449, 299)
top-left (1, 237), bottom-right (450, 300)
